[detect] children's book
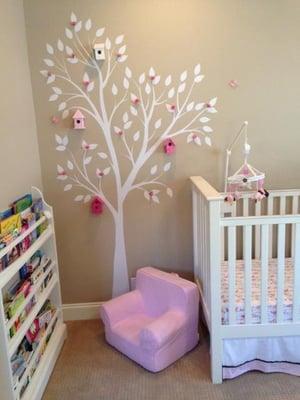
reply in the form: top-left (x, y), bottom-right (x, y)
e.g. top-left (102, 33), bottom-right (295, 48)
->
top-left (0, 214), bottom-right (21, 236)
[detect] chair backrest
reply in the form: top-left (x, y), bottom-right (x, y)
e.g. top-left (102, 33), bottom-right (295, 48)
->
top-left (136, 267), bottom-right (199, 317)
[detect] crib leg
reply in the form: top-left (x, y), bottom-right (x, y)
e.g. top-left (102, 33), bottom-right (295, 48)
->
top-left (211, 337), bottom-right (223, 384)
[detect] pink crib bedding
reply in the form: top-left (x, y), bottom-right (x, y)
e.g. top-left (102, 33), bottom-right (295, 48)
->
top-left (221, 258), bottom-right (294, 324)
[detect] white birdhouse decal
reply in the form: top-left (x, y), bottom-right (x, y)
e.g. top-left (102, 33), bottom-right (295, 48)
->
top-left (93, 43), bottom-right (105, 61)
top-left (72, 109), bottom-right (86, 130)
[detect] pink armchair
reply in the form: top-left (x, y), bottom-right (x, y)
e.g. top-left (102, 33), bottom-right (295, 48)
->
top-left (100, 267), bottom-right (199, 372)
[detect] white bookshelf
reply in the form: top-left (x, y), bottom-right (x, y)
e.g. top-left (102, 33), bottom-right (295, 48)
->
top-left (0, 187), bottom-right (67, 400)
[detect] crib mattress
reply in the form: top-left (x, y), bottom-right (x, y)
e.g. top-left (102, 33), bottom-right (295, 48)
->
top-left (221, 258), bottom-right (294, 324)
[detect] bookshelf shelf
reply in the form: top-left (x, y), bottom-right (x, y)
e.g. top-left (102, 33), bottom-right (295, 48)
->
top-left (0, 187), bottom-right (67, 400)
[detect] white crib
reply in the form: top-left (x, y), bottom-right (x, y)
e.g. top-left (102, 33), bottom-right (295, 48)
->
top-left (191, 176), bottom-right (300, 383)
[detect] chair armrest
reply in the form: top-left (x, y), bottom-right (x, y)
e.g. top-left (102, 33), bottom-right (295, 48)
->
top-left (140, 309), bottom-right (186, 351)
top-left (100, 290), bottom-right (144, 329)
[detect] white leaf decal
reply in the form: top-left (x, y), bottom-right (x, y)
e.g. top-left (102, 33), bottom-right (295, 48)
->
top-left (124, 121), bottom-right (132, 130)
top-left (74, 195), bottom-right (84, 202)
top-left (55, 134), bottom-right (62, 144)
top-left (57, 39), bottom-right (64, 52)
top-left (44, 59), bottom-right (54, 67)
top-left (115, 34), bottom-right (124, 45)
top-left (74, 21), bottom-right (82, 33)
top-left (62, 110), bottom-right (69, 119)
top-left (84, 195), bottom-right (91, 203)
top-left (166, 187), bottom-right (173, 198)
top-left (118, 44), bottom-right (126, 55)
top-left (207, 107), bottom-right (217, 114)
top-left (103, 167), bottom-right (111, 175)
top-left (87, 81), bottom-right (94, 92)
top-left (194, 136), bottom-right (202, 146)
top-left (67, 57), bottom-right (78, 64)
top-left (105, 37), bottom-right (111, 50)
top-left (154, 119), bottom-right (161, 129)
top-left (133, 131), bottom-right (140, 141)
top-left (150, 165), bottom-right (158, 175)
top-left (200, 117), bottom-right (210, 123)
top-left (62, 136), bottom-right (68, 146)
top-left (165, 75), bottom-right (172, 86)
top-left (57, 175), bottom-right (67, 181)
top-left (98, 152), bottom-right (108, 159)
top-left (139, 73), bottom-right (145, 84)
top-left (125, 67), bottom-right (132, 79)
top-left (187, 133), bottom-right (194, 144)
top-left (112, 83), bottom-right (118, 95)
top-left (149, 67), bottom-right (155, 77)
top-left (84, 156), bottom-right (92, 165)
top-left (123, 77), bottom-right (129, 89)
top-left (186, 102), bottom-right (194, 112)
top-left (46, 44), bottom-right (54, 55)
top-left (52, 87), bottom-right (62, 95)
top-left (163, 162), bottom-right (171, 172)
top-left (194, 75), bottom-right (204, 83)
top-left (203, 126), bottom-right (213, 133)
top-left (209, 97), bottom-right (217, 106)
top-left (70, 12), bottom-right (77, 23)
top-left (89, 144), bottom-right (98, 150)
top-left (152, 75), bottom-right (160, 85)
top-left (152, 196), bottom-right (160, 204)
top-left (67, 160), bottom-right (73, 170)
top-left (180, 70), bottom-right (187, 82)
top-left (49, 94), bottom-right (58, 102)
top-left (205, 136), bottom-right (212, 146)
top-left (58, 102), bottom-right (66, 111)
top-left (145, 83), bottom-right (151, 94)
top-left (47, 74), bottom-right (55, 84)
top-left (168, 88), bottom-right (175, 98)
top-left (177, 83), bottom-right (186, 93)
top-left (130, 106), bottom-right (138, 116)
top-left (64, 184), bottom-right (72, 191)
top-left (195, 103), bottom-right (204, 111)
top-left (65, 46), bottom-right (73, 56)
top-left (57, 165), bottom-right (64, 173)
top-left (83, 72), bottom-right (89, 82)
top-left (117, 55), bottom-right (128, 63)
top-left (194, 64), bottom-right (201, 75)
top-left (85, 19), bottom-right (91, 31)
top-left (144, 191), bottom-right (150, 201)
top-left (40, 70), bottom-right (48, 77)
top-left (96, 27), bottom-right (105, 37)
top-left (56, 145), bottom-right (66, 151)
top-left (123, 112), bottom-right (129, 123)
top-left (65, 28), bottom-right (73, 39)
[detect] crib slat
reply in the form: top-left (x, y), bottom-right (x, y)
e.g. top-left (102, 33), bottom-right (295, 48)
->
top-left (244, 225), bottom-right (252, 324)
top-left (267, 197), bottom-right (274, 258)
top-left (228, 226), bottom-right (236, 325)
top-left (280, 196), bottom-right (286, 215)
top-left (255, 202), bottom-right (261, 259)
top-left (260, 225), bottom-right (269, 324)
top-left (243, 198), bottom-right (249, 217)
top-left (277, 224), bottom-right (285, 323)
top-left (293, 223), bottom-right (300, 322)
top-left (220, 227), bottom-right (225, 262)
top-left (291, 196), bottom-right (299, 258)
top-left (197, 195), bottom-right (202, 281)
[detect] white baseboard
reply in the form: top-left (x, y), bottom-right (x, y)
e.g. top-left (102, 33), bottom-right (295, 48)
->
top-left (62, 302), bottom-right (103, 321)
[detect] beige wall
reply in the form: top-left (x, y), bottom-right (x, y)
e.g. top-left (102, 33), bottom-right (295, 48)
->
top-left (0, 0), bottom-right (42, 208)
top-left (23, 0), bottom-right (300, 302)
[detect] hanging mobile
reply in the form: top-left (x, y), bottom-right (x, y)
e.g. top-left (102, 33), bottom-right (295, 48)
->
top-left (224, 121), bottom-right (269, 204)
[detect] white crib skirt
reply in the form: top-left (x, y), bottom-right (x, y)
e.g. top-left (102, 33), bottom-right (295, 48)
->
top-left (223, 336), bottom-right (300, 379)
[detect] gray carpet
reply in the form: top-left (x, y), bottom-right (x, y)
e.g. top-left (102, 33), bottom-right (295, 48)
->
top-left (43, 320), bottom-right (300, 400)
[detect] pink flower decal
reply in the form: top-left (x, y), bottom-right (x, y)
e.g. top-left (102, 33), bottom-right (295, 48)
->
top-left (164, 139), bottom-right (176, 155)
top-left (91, 196), bottom-right (104, 215)
top-left (166, 103), bottom-right (176, 113)
top-left (228, 79), bottom-right (238, 88)
top-left (51, 116), bottom-right (60, 124)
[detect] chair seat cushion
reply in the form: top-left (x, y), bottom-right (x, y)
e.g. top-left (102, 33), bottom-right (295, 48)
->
top-left (112, 313), bottom-right (154, 346)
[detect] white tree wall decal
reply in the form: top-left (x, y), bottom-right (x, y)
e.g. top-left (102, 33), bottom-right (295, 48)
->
top-left (40, 12), bottom-right (218, 297)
